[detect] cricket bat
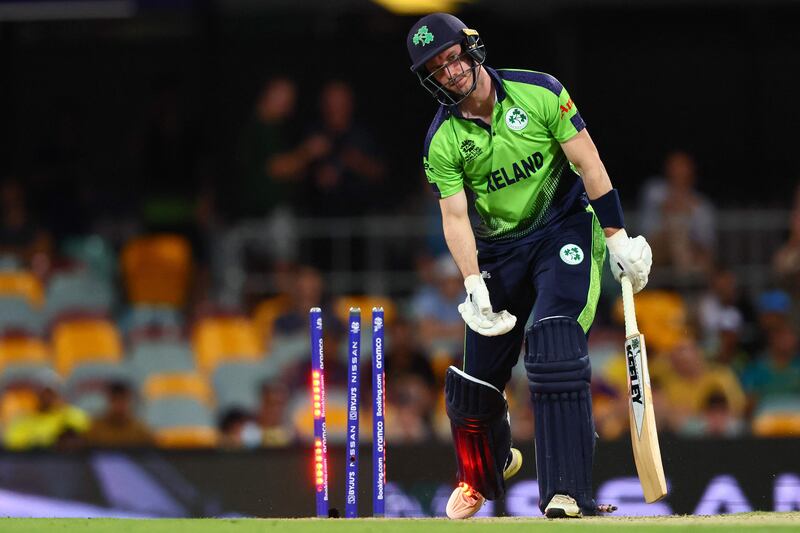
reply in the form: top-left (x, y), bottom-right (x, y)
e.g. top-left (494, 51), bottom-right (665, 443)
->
top-left (621, 275), bottom-right (668, 503)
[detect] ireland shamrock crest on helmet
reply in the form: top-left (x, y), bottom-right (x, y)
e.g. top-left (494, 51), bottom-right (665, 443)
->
top-left (412, 26), bottom-right (434, 46)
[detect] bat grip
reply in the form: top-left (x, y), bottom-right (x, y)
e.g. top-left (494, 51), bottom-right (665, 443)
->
top-left (621, 275), bottom-right (639, 337)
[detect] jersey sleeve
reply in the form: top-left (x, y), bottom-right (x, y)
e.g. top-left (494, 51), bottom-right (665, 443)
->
top-left (544, 78), bottom-right (586, 143)
top-left (423, 111), bottom-right (464, 199)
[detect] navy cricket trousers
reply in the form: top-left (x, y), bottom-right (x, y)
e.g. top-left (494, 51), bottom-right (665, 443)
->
top-left (462, 209), bottom-right (605, 390)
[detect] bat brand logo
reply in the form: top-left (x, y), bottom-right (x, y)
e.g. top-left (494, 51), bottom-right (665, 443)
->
top-left (627, 345), bottom-right (642, 404)
top-left (626, 338), bottom-right (646, 438)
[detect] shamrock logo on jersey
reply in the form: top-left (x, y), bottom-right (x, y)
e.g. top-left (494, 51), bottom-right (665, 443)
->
top-left (505, 107), bottom-right (529, 131)
top-left (559, 244), bottom-right (584, 265)
top-left (412, 26), bottom-right (434, 46)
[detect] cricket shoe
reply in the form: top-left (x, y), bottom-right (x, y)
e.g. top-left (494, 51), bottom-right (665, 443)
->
top-left (544, 495), bottom-right (619, 518)
top-left (446, 448), bottom-right (523, 519)
top-left (544, 494), bottom-right (582, 519)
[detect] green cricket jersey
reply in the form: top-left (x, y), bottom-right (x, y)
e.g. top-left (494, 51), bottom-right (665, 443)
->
top-left (423, 68), bottom-right (587, 242)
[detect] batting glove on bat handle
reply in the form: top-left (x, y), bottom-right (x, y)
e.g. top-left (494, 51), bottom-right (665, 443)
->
top-left (457, 274), bottom-right (517, 337)
top-left (606, 229), bottom-right (653, 294)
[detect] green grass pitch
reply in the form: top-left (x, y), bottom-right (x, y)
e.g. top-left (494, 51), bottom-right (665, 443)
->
top-left (1, 513), bottom-right (799, 532)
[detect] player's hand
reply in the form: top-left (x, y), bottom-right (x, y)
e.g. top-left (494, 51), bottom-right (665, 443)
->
top-left (606, 229), bottom-right (652, 293)
top-left (457, 274), bottom-right (517, 336)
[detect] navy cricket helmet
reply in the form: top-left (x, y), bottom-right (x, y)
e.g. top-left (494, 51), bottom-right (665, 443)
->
top-left (406, 13), bottom-right (486, 107)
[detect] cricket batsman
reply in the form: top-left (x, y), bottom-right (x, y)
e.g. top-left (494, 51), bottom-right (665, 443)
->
top-left (406, 13), bottom-right (653, 518)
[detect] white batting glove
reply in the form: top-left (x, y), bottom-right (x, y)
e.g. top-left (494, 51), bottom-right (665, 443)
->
top-left (606, 229), bottom-right (652, 293)
top-left (457, 274), bottom-right (517, 336)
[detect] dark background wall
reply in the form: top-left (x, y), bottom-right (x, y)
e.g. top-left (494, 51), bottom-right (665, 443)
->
top-left (1, 2), bottom-right (798, 210)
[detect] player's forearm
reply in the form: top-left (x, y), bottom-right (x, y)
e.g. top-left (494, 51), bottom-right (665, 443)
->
top-left (578, 160), bottom-right (613, 201)
top-left (441, 211), bottom-right (480, 278)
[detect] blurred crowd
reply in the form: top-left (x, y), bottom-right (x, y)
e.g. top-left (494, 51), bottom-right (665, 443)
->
top-left (0, 75), bottom-right (798, 451)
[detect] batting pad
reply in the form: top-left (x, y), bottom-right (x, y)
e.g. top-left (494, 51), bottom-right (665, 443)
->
top-left (525, 317), bottom-right (597, 515)
top-left (445, 366), bottom-right (511, 501)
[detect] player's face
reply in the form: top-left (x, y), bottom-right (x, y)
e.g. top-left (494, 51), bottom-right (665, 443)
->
top-left (425, 43), bottom-right (474, 94)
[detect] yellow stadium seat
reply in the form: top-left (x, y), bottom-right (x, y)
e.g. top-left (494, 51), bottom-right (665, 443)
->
top-left (154, 426), bottom-right (218, 448)
top-left (0, 388), bottom-right (39, 425)
top-left (192, 317), bottom-right (262, 374)
top-left (614, 290), bottom-right (687, 354)
top-left (290, 389), bottom-right (349, 443)
top-left (0, 337), bottom-right (49, 372)
top-left (143, 372), bottom-right (213, 405)
top-left (52, 319), bottom-right (122, 377)
top-left (333, 296), bottom-right (396, 326)
top-left (121, 235), bottom-right (192, 308)
top-left (0, 273), bottom-right (44, 308)
top-left (753, 413), bottom-right (800, 437)
top-left (252, 295), bottom-right (291, 351)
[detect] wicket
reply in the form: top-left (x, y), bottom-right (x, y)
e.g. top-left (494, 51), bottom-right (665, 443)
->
top-left (310, 306), bottom-right (387, 518)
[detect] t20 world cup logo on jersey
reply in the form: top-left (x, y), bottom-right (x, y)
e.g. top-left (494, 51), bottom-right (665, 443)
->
top-left (459, 139), bottom-right (483, 163)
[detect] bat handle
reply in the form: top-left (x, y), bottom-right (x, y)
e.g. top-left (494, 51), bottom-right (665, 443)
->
top-left (621, 275), bottom-right (639, 337)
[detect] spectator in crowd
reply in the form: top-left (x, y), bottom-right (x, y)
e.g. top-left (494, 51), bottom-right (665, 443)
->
top-left (233, 77), bottom-right (312, 267)
top-left (256, 380), bottom-right (295, 447)
top-left (300, 80), bottom-right (386, 217)
top-left (268, 265), bottom-right (346, 387)
top-left (84, 382), bottom-right (153, 447)
top-left (679, 390), bottom-right (746, 438)
top-left (697, 267), bottom-right (753, 373)
top-left (3, 382), bottom-right (89, 450)
top-left (272, 265), bottom-right (325, 337)
top-left (773, 194), bottom-right (800, 313)
top-left (741, 322), bottom-right (800, 414)
top-left (385, 317), bottom-right (436, 388)
top-left (753, 290), bottom-right (793, 353)
top-left (0, 179), bottom-right (52, 269)
top-left (650, 338), bottom-right (746, 430)
top-left (639, 151), bottom-right (716, 278)
top-left (386, 374), bottom-right (434, 444)
top-left (410, 255), bottom-right (466, 366)
top-left (235, 77), bottom-right (300, 217)
top-left (218, 408), bottom-right (262, 450)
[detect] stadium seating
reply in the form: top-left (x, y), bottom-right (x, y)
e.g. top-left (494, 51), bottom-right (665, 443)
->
top-left (288, 388), bottom-right (349, 444)
top-left (0, 297), bottom-right (43, 336)
top-left (752, 396), bottom-right (800, 437)
top-left (0, 272), bottom-right (44, 309)
top-left (52, 319), bottom-right (123, 377)
top-left (212, 362), bottom-right (276, 413)
top-left (614, 290), bottom-right (687, 353)
top-left (121, 235), bottom-right (192, 308)
top-left (130, 341), bottom-right (195, 384)
top-left (145, 397), bottom-right (217, 448)
top-left (0, 337), bottom-right (49, 372)
top-left (143, 372), bottom-right (213, 405)
top-left (44, 272), bottom-right (115, 322)
top-left (153, 426), bottom-right (218, 448)
top-left (251, 294), bottom-right (291, 351)
top-left (191, 317), bottom-right (262, 374)
top-left (61, 235), bottom-right (116, 283)
top-left (64, 363), bottom-right (132, 415)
